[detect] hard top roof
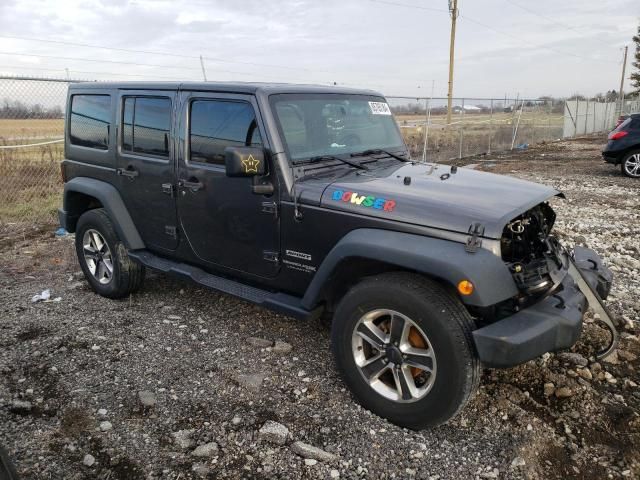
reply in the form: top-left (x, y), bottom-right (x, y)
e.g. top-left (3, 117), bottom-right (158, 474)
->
top-left (69, 81), bottom-right (383, 97)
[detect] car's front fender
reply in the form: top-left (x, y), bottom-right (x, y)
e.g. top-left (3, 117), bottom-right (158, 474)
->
top-left (301, 228), bottom-right (518, 309)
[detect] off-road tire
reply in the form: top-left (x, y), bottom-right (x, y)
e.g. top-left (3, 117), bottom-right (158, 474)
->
top-left (331, 272), bottom-right (480, 429)
top-left (75, 208), bottom-right (145, 299)
top-left (621, 149), bottom-right (640, 178)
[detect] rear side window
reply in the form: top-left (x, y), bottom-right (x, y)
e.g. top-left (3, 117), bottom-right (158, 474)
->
top-left (122, 96), bottom-right (172, 158)
top-left (616, 117), bottom-right (632, 131)
top-left (70, 94), bottom-right (111, 150)
top-left (189, 100), bottom-right (262, 165)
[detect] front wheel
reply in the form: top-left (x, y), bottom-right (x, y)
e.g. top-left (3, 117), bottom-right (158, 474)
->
top-left (331, 272), bottom-right (480, 429)
top-left (621, 150), bottom-right (640, 178)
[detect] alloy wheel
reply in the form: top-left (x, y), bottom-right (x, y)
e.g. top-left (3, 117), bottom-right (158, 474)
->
top-left (82, 229), bottom-right (114, 284)
top-left (624, 153), bottom-right (640, 177)
top-left (351, 309), bottom-right (437, 403)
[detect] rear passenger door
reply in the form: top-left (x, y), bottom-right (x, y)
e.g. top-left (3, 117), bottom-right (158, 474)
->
top-left (116, 91), bottom-right (178, 252)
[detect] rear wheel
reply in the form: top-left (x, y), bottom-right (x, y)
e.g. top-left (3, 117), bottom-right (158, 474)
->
top-left (621, 150), bottom-right (640, 178)
top-left (75, 208), bottom-right (145, 298)
top-left (331, 272), bottom-right (480, 429)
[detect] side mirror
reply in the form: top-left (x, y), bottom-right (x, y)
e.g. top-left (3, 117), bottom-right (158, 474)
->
top-left (224, 146), bottom-right (266, 177)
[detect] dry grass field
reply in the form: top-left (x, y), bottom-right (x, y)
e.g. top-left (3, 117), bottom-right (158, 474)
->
top-left (396, 111), bottom-right (564, 160)
top-left (0, 119), bottom-right (64, 139)
top-left (0, 119), bottom-right (64, 224)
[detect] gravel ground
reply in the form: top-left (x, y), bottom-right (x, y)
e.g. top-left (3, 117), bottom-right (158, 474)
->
top-left (1, 135), bottom-right (639, 480)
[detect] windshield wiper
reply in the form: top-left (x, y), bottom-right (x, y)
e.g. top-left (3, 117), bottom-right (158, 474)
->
top-left (297, 155), bottom-right (369, 170)
top-left (350, 149), bottom-right (411, 163)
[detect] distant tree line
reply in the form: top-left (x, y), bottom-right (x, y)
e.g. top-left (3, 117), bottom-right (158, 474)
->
top-left (566, 91), bottom-right (621, 102)
top-left (0, 99), bottom-right (64, 119)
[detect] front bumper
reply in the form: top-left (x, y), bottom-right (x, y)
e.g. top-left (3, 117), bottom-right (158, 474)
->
top-left (472, 247), bottom-right (614, 368)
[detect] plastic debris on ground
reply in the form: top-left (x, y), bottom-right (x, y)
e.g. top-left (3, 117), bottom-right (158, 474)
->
top-left (31, 289), bottom-right (62, 303)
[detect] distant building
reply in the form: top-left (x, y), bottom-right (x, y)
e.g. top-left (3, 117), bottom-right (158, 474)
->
top-left (452, 105), bottom-right (482, 113)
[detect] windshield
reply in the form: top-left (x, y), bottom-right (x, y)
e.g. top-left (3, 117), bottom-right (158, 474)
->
top-left (270, 94), bottom-right (406, 162)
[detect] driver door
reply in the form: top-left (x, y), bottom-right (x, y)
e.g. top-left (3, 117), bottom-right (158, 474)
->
top-left (176, 91), bottom-right (280, 278)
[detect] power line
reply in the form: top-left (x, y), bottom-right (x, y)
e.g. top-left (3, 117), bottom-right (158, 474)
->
top-left (0, 34), bottom-right (307, 72)
top-left (502, 0), bottom-right (615, 48)
top-left (368, 0), bottom-right (620, 64)
top-left (458, 15), bottom-right (619, 64)
top-left (0, 34), bottom-right (443, 84)
top-left (0, 51), bottom-right (322, 80)
top-left (0, 51), bottom-right (202, 71)
top-left (368, 0), bottom-right (447, 13)
top-left (0, 64), bottom-right (196, 80)
top-left (0, 62), bottom-right (429, 93)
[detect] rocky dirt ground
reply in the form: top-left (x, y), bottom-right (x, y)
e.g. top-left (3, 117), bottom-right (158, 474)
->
top-left (1, 135), bottom-right (639, 480)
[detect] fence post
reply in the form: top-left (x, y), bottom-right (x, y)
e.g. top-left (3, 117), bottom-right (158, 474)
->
top-left (458, 98), bottom-right (464, 159)
top-left (584, 99), bottom-right (589, 135)
top-left (422, 96), bottom-right (431, 162)
top-left (547, 100), bottom-right (552, 139)
top-left (488, 98), bottom-right (494, 155)
top-left (532, 101), bottom-right (537, 145)
top-left (511, 99), bottom-right (524, 150)
top-left (575, 98), bottom-right (579, 137)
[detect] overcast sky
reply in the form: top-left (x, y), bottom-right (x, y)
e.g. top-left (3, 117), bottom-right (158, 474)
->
top-left (0, 0), bottom-right (638, 99)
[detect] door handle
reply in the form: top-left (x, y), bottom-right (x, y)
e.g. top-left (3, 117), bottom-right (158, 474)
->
top-left (178, 178), bottom-right (204, 192)
top-left (117, 167), bottom-right (139, 179)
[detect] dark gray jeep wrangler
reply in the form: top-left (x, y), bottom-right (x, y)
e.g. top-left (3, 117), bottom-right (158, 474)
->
top-left (59, 82), bottom-right (617, 429)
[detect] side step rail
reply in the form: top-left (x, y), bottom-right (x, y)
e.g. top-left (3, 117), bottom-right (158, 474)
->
top-left (128, 250), bottom-right (320, 320)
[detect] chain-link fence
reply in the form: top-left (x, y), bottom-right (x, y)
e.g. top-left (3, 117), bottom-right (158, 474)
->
top-left (1, 75), bottom-right (639, 227)
top-left (388, 96), bottom-right (568, 161)
top-left (0, 76), bottom-right (71, 227)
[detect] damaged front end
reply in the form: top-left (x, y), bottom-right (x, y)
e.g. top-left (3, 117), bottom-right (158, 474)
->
top-left (471, 201), bottom-right (618, 368)
top-left (501, 202), bottom-right (560, 297)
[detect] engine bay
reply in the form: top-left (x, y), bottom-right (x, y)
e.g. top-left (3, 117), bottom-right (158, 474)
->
top-left (501, 202), bottom-right (560, 295)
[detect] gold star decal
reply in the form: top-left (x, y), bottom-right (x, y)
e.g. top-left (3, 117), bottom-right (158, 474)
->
top-left (241, 154), bottom-right (260, 173)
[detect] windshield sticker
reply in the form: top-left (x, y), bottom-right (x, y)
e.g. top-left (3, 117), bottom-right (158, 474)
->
top-left (331, 189), bottom-right (396, 212)
top-left (368, 101), bottom-right (392, 115)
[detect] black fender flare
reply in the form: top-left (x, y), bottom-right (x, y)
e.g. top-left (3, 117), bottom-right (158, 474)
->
top-left (301, 229), bottom-right (518, 309)
top-left (59, 177), bottom-right (144, 250)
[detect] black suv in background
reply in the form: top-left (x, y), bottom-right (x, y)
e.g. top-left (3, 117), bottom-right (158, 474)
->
top-left (59, 82), bottom-right (616, 429)
top-left (603, 113), bottom-right (640, 178)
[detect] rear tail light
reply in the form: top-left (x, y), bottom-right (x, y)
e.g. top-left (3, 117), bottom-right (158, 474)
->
top-left (608, 131), bottom-right (628, 140)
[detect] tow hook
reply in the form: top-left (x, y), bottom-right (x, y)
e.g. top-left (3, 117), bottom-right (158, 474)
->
top-left (567, 260), bottom-right (619, 360)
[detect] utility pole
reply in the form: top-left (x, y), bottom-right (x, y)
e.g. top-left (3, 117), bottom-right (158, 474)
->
top-left (446, 0), bottom-right (459, 125)
top-left (618, 45), bottom-right (628, 116)
top-left (199, 55), bottom-right (208, 82)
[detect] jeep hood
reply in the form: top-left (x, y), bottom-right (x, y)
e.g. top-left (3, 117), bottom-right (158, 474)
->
top-left (315, 162), bottom-right (560, 239)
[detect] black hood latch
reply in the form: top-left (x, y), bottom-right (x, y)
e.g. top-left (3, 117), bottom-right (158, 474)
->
top-left (465, 223), bottom-right (485, 253)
